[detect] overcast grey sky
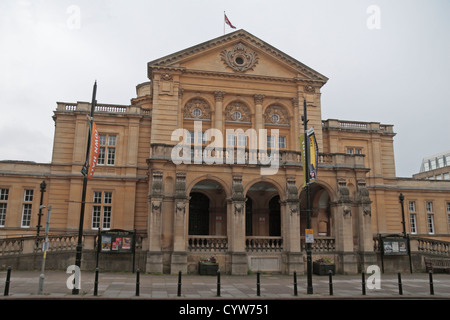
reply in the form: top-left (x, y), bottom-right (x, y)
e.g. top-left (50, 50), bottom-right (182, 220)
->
top-left (0, 0), bottom-right (449, 177)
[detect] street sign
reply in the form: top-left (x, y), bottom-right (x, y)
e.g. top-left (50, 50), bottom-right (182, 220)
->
top-left (305, 229), bottom-right (314, 243)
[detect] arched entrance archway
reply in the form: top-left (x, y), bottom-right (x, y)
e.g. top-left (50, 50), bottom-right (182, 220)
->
top-left (299, 184), bottom-right (332, 237)
top-left (188, 179), bottom-right (227, 236)
top-left (245, 181), bottom-right (281, 236)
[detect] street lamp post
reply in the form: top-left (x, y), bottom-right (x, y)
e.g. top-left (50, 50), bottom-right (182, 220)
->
top-left (399, 193), bottom-right (406, 237)
top-left (36, 181), bottom-right (46, 237)
top-left (72, 81), bottom-right (97, 294)
top-left (302, 99), bottom-right (313, 294)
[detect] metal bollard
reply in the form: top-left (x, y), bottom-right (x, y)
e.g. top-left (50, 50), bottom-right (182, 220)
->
top-left (135, 268), bottom-right (140, 296)
top-left (398, 272), bottom-right (403, 295)
top-left (429, 270), bottom-right (434, 295)
top-left (293, 271), bottom-right (298, 296)
top-left (217, 269), bottom-right (221, 297)
top-left (361, 272), bottom-right (366, 295)
top-left (4, 266), bottom-right (11, 296)
top-left (94, 267), bottom-right (99, 296)
top-left (177, 270), bottom-right (182, 297)
top-left (256, 271), bottom-right (261, 296)
top-left (328, 270), bottom-right (334, 296)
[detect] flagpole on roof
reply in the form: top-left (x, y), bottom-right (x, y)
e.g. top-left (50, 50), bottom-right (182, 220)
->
top-left (223, 11), bottom-right (225, 35)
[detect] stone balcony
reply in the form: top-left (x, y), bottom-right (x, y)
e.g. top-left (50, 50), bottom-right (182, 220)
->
top-left (56, 102), bottom-right (152, 116)
top-left (149, 143), bottom-right (366, 170)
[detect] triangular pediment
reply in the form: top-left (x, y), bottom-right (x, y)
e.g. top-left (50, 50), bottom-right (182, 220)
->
top-left (147, 29), bottom-right (328, 84)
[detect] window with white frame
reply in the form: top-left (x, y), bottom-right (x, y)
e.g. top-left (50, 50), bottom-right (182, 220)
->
top-left (267, 136), bottom-right (286, 149)
top-left (427, 214), bottom-right (435, 234)
top-left (91, 191), bottom-right (112, 230)
top-left (0, 188), bottom-right (8, 227)
top-left (98, 134), bottom-right (116, 165)
top-left (426, 201), bottom-right (433, 213)
top-left (21, 189), bottom-right (34, 228)
top-left (408, 201), bottom-right (416, 212)
top-left (409, 214), bottom-right (417, 234)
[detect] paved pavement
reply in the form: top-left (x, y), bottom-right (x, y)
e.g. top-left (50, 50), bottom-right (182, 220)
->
top-left (1, 269), bottom-right (449, 300)
top-left (1, 270), bottom-right (448, 318)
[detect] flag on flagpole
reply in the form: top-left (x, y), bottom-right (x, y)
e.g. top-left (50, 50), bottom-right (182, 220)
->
top-left (224, 13), bottom-right (236, 29)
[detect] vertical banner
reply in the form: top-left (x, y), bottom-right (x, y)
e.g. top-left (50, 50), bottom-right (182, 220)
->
top-left (88, 122), bottom-right (99, 179)
top-left (300, 128), bottom-right (319, 186)
top-left (308, 128), bottom-right (318, 183)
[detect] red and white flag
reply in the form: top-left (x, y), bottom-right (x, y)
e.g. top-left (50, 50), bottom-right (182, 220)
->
top-left (224, 13), bottom-right (236, 29)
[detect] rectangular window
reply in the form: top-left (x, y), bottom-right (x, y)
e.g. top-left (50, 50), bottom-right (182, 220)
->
top-left (21, 203), bottom-right (32, 228)
top-left (447, 202), bottom-right (450, 213)
top-left (0, 188), bottom-right (8, 227)
top-left (408, 201), bottom-right (416, 212)
top-left (21, 189), bottom-right (34, 228)
top-left (24, 189), bottom-right (34, 202)
top-left (267, 136), bottom-right (286, 149)
top-left (426, 201), bottom-right (433, 213)
top-left (91, 191), bottom-right (112, 230)
top-left (409, 214), bottom-right (417, 234)
top-left (0, 203), bottom-right (6, 227)
top-left (226, 133), bottom-right (235, 147)
top-left (448, 214), bottom-right (450, 234)
top-left (98, 134), bottom-right (116, 165)
top-left (0, 188), bottom-right (9, 201)
top-left (427, 214), bottom-right (435, 234)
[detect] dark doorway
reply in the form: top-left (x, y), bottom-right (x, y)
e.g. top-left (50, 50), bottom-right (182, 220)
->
top-left (246, 196), bottom-right (253, 236)
top-left (188, 192), bottom-right (209, 235)
top-left (269, 195), bottom-right (281, 236)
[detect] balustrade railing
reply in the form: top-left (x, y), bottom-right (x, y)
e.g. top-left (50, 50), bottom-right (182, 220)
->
top-left (301, 236), bottom-right (335, 252)
top-left (188, 236), bottom-right (228, 252)
top-left (416, 237), bottom-right (450, 256)
top-left (246, 236), bottom-right (283, 252)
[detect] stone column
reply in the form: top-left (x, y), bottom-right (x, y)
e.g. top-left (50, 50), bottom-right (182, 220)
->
top-left (355, 180), bottom-right (377, 271)
top-left (292, 98), bottom-right (300, 151)
top-left (254, 94), bottom-right (265, 133)
top-left (171, 172), bottom-right (188, 274)
top-left (283, 177), bottom-right (303, 274)
top-left (332, 179), bottom-right (358, 274)
top-left (228, 175), bottom-right (247, 275)
top-left (146, 171), bottom-right (164, 273)
top-left (214, 91), bottom-right (225, 133)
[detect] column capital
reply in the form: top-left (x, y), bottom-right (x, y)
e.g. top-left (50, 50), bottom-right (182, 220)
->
top-left (214, 91), bottom-right (226, 102)
top-left (253, 94), bottom-right (265, 105)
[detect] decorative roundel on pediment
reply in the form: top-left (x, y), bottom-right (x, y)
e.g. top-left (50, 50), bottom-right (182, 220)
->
top-left (264, 105), bottom-right (289, 125)
top-left (183, 98), bottom-right (211, 120)
top-left (225, 101), bottom-right (251, 123)
top-left (220, 42), bottom-right (259, 73)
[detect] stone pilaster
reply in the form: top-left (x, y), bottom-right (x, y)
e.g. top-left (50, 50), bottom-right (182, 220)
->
top-left (355, 180), bottom-right (377, 271)
top-left (229, 174), bottom-right (247, 275)
top-left (332, 179), bottom-right (357, 274)
top-left (214, 91), bottom-right (225, 133)
top-left (254, 94), bottom-right (264, 133)
top-left (146, 171), bottom-right (164, 273)
top-left (283, 177), bottom-right (303, 274)
top-left (171, 172), bottom-right (188, 274)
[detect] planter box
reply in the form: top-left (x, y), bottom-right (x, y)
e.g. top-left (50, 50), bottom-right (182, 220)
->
top-left (313, 262), bottom-right (335, 276)
top-left (198, 262), bottom-right (219, 275)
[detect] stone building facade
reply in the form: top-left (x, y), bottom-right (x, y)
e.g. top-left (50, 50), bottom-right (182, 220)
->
top-left (1, 30), bottom-right (450, 274)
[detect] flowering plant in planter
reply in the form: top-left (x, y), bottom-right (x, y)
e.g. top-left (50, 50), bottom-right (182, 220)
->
top-left (314, 257), bottom-right (334, 265)
top-left (198, 256), bottom-right (218, 275)
top-left (313, 257), bottom-right (335, 275)
top-left (199, 256), bottom-right (217, 264)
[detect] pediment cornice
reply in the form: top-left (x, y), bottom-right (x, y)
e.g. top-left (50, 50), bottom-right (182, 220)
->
top-left (147, 29), bottom-right (328, 84)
